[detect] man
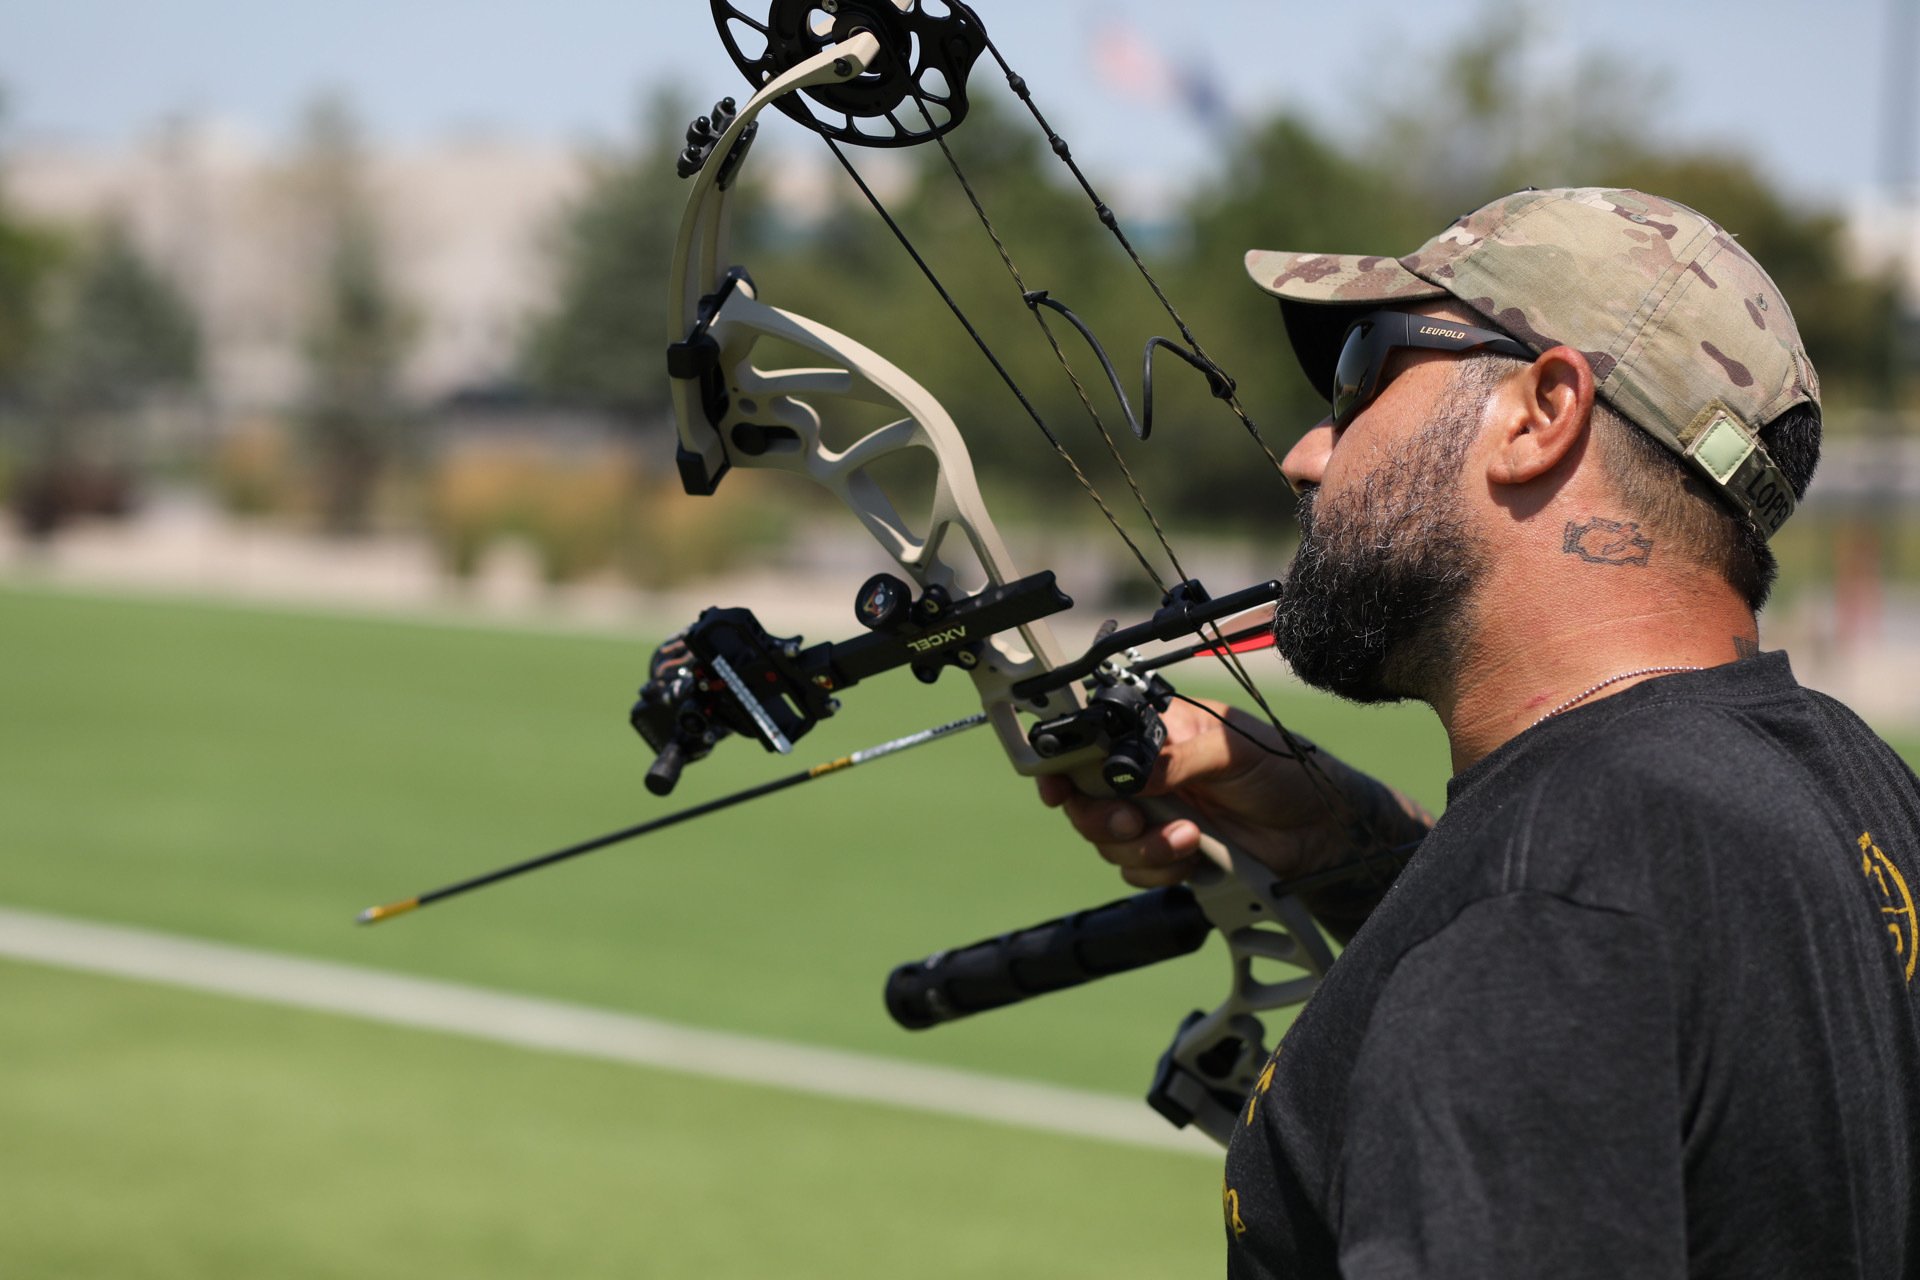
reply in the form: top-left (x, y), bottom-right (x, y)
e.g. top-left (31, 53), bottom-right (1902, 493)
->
top-left (1040, 188), bottom-right (1920, 1277)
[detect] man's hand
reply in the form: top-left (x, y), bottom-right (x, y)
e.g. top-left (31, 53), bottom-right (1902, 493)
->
top-left (1037, 698), bottom-right (1433, 906)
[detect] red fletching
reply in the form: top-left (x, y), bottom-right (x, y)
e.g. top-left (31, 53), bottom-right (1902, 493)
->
top-left (1197, 630), bottom-right (1276, 658)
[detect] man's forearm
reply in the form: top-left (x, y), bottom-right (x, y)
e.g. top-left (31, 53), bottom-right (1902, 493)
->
top-left (1296, 768), bottom-right (1432, 941)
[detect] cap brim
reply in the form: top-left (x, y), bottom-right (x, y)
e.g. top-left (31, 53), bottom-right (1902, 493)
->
top-left (1243, 250), bottom-right (1449, 395)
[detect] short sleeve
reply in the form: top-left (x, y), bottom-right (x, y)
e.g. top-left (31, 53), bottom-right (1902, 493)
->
top-left (1333, 892), bottom-right (1687, 1280)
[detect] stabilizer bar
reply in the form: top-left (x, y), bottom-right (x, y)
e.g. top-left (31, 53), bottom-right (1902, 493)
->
top-left (884, 885), bottom-right (1211, 1028)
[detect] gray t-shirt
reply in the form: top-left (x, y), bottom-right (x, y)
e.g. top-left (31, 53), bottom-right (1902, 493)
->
top-left (1223, 653), bottom-right (1920, 1278)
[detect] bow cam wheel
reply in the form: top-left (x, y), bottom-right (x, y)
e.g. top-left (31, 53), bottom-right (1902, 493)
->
top-left (711, 0), bottom-right (987, 146)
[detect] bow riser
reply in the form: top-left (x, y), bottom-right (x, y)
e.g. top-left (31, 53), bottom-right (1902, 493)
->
top-left (694, 284), bottom-right (1088, 774)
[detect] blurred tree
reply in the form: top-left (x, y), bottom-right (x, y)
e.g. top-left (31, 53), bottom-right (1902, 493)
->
top-left (0, 92), bottom-right (71, 533)
top-left (524, 88), bottom-right (754, 425)
top-left (0, 86), bottom-right (64, 404)
top-left (1365, 1), bottom-right (1669, 209)
top-left (1357, 2), bottom-right (1906, 415)
top-left (290, 96), bottom-right (415, 536)
top-left (12, 215), bottom-right (201, 537)
top-left (800, 88), bottom-right (1158, 488)
top-left (0, 219), bottom-right (63, 400)
top-left (517, 89), bottom-right (808, 578)
top-left (748, 86), bottom-right (1250, 547)
top-left (39, 215), bottom-right (199, 412)
top-left (1599, 153), bottom-right (1905, 413)
top-left (1167, 114), bottom-right (1445, 519)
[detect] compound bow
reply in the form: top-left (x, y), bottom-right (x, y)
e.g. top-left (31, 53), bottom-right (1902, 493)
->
top-left (360, 0), bottom-right (1401, 1148)
top-left (635, 0), bottom-right (1385, 1147)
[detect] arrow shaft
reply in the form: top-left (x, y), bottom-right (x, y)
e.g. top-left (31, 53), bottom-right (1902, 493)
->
top-left (358, 713), bottom-right (989, 924)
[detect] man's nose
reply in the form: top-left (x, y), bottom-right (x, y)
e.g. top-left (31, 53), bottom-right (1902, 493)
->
top-left (1280, 419), bottom-right (1335, 496)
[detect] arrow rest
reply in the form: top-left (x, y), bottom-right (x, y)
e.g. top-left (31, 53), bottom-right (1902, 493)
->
top-left (1027, 669), bottom-right (1172, 797)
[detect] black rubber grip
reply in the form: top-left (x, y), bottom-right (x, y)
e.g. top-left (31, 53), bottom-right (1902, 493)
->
top-left (884, 885), bottom-right (1211, 1029)
top-left (644, 741), bottom-right (687, 797)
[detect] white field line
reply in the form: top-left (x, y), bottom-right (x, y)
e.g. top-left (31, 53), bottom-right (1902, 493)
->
top-left (0, 906), bottom-right (1216, 1159)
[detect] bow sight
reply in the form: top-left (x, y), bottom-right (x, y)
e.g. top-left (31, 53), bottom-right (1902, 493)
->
top-left (630, 570), bottom-right (1072, 795)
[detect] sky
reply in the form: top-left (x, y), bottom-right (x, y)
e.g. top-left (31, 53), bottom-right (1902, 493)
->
top-left (0, 0), bottom-right (1912, 209)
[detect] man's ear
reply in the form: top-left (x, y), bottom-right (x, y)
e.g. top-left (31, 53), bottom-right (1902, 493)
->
top-left (1484, 346), bottom-right (1595, 487)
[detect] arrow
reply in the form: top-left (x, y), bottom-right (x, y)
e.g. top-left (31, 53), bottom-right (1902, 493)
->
top-left (357, 713), bottom-right (989, 925)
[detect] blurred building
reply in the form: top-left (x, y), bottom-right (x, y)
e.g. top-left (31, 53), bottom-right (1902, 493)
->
top-left (8, 117), bottom-right (589, 414)
top-left (1850, 188), bottom-right (1920, 302)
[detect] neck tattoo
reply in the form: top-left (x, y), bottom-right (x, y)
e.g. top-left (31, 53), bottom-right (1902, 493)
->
top-left (1531, 666), bottom-right (1706, 728)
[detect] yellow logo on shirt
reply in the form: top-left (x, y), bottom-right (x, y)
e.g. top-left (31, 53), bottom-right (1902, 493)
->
top-left (1244, 1055), bottom-right (1277, 1126)
top-left (1858, 832), bottom-right (1917, 984)
top-left (1223, 1177), bottom-right (1248, 1240)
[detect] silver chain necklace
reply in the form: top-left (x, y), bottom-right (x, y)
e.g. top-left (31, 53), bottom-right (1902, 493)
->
top-left (1531, 665), bottom-right (1705, 728)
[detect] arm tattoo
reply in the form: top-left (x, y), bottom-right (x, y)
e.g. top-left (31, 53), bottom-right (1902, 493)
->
top-left (1562, 516), bottom-right (1654, 566)
top-left (1299, 778), bottom-right (1432, 941)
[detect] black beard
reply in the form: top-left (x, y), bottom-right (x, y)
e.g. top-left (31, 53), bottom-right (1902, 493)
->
top-left (1270, 417), bottom-right (1485, 704)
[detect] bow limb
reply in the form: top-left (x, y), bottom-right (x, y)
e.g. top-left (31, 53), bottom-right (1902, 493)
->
top-left (668, 31), bottom-right (882, 344)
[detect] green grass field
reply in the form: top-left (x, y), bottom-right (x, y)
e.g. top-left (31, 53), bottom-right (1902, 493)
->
top-left (0, 584), bottom-right (1459, 1278)
top-left (6, 584), bottom-right (1905, 1277)
top-left (1, 959), bottom-right (1223, 1279)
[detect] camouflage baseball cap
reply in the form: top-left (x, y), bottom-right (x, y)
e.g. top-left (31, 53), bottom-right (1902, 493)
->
top-left (1245, 187), bottom-right (1819, 538)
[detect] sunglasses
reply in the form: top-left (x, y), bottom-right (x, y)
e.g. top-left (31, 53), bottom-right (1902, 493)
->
top-left (1331, 310), bottom-right (1534, 428)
